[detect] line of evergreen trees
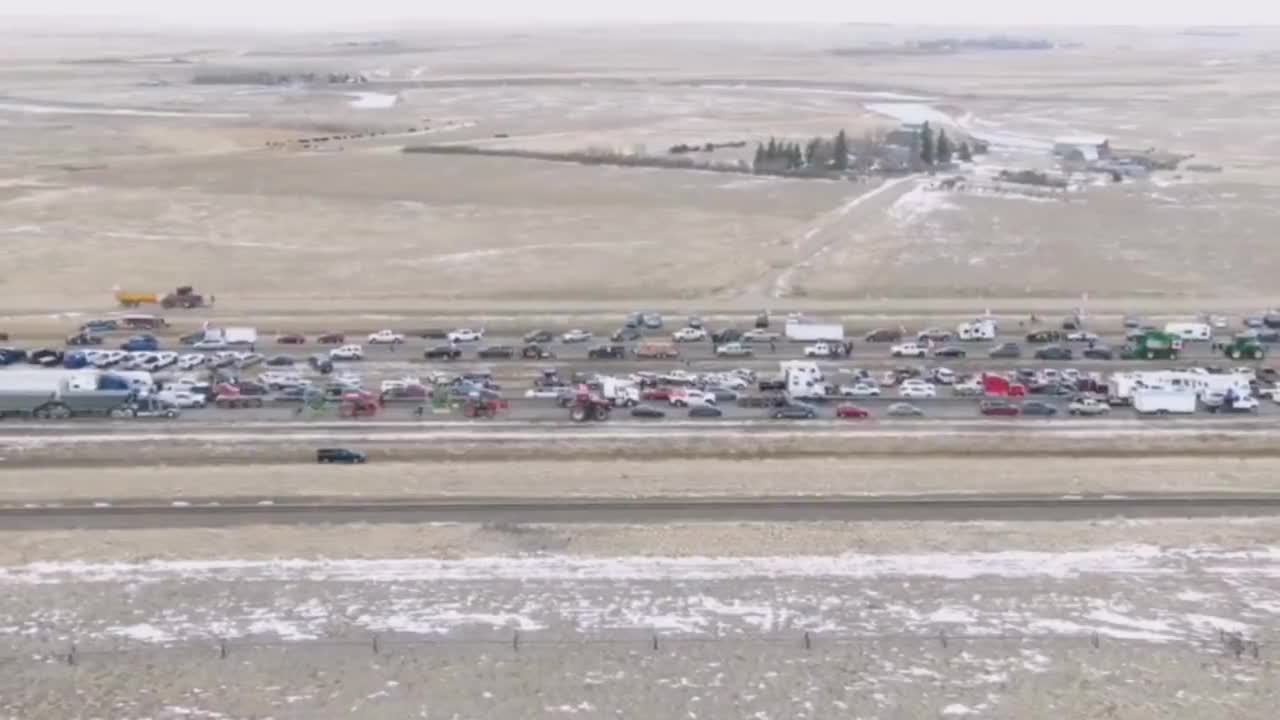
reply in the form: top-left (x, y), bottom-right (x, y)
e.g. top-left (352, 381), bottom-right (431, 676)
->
top-left (754, 130), bottom-right (851, 173)
top-left (917, 121), bottom-right (973, 166)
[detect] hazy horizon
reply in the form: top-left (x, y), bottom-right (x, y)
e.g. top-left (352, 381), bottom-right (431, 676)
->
top-left (3, 1), bottom-right (1280, 31)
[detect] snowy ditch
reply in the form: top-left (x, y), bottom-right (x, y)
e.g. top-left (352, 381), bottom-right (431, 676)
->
top-left (0, 546), bottom-right (1276, 647)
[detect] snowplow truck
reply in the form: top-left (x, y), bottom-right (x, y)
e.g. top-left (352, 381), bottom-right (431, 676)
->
top-left (1121, 331), bottom-right (1182, 360)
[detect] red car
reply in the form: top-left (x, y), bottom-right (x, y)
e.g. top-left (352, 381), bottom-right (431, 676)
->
top-left (836, 404), bottom-right (871, 419)
top-left (980, 400), bottom-right (1021, 417)
top-left (641, 386), bottom-right (674, 401)
top-left (277, 333), bottom-right (306, 345)
top-left (317, 333), bottom-right (345, 344)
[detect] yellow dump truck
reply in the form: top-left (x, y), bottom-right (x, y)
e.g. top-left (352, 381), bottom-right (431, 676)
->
top-left (115, 290), bottom-right (158, 308)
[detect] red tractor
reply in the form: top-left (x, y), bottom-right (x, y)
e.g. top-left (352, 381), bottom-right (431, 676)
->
top-left (339, 390), bottom-right (381, 418)
top-left (461, 395), bottom-right (509, 419)
top-left (567, 385), bottom-right (611, 422)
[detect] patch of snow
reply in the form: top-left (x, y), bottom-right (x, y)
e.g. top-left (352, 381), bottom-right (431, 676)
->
top-left (865, 102), bottom-right (956, 127)
top-left (889, 183), bottom-right (961, 225)
top-left (109, 623), bottom-right (176, 643)
top-left (928, 607), bottom-right (977, 624)
top-left (0, 101), bottom-right (246, 119)
top-left (348, 92), bottom-right (399, 109)
top-left (942, 704), bottom-right (978, 716)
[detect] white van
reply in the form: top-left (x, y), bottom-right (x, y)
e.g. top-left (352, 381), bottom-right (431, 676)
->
top-left (956, 319), bottom-right (997, 342)
top-left (1164, 322), bottom-right (1212, 342)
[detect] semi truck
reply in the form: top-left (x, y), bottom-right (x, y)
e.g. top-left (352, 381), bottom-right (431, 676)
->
top-left (0, 376), bottom-right (135, 419)
top-left (784, 322), bottom-right (845, 343)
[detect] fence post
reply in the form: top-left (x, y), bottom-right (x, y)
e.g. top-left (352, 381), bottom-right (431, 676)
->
top-left (1091, 632), bottom-right (1099, 649)
top-left (938, 630), bottom-right (948, 649)
top-left (372, 635), bottom-right (380, 655)
top-left (66, 643), bottom-right (76, 666)
top-left (512, 630), bottom-right (520, 653)
top-left (804, 631), bottom-right (812, 650)
top-left (652, 633), bottom-right (659, 651)
top-left (219, 638), bottom-right (228, 659)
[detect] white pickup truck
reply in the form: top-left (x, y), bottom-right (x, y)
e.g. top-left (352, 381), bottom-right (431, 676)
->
top-left (367, 329), bottom-right (405, 344)
top-left (890, 342), bottom-right (928, 358)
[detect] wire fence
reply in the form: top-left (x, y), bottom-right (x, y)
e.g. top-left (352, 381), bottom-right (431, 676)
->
top-left (8, 628), bottom-right (1268, 667)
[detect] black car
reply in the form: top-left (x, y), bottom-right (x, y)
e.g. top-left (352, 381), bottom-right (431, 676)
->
top-left (238, 381), bottom-right (269, 396)
top-left (1029, 382), bottom-right (1072, 396)
top-left (932, 346), bottom-right (966, 358)
top-left (588, 344), bottom-right (627, 359)
top-left (1025, 330), bottom-right (1063, 343)
top-left (425, 345), bottom-right (463, 360)
top-left (524, 330), bottom-right (554, 344)
top-left (317, 448), bottom-right (367, 464)
top-left (631, 405), bottom-right (666, 419)
top-left (772, 404), bottom-right (818, 420)
top-left (1034, 346), bottom-right (1073, 361)
top-left (1083, 346), bottom-right (1114, 360)
top-left (989, 343), bottom-right (1021, 359)
top-left (275, 386), bottom-right (309, 402)
top-left (521, 344), bottom-right (555, 359)
top-left (865, 328), bottom-right (902, 343)
top-left (266, 355), bottom-right (295, 366)
top-left (0, 348), bottom-right (28, 366)
top-left (411, 328), bottom-right (449, 339)
top-left (688, 405), bottom-right (723, 418)
top-left (179, 332), bottom-right (204, 345)
top-left (29, 348), bottom-right (64, 367)
top-left (610, 327), bottom-right (643, 342)
top-left (477, 345), bottom-right (515, 360)
top-left (710, 328), bottom-right (743, 344)
top-left (1021, 401), bottom-right (1058, 417)
top-left (308, 355), bottom-right (334, 374)
top-left (67, 333), bottom-right (103, 346)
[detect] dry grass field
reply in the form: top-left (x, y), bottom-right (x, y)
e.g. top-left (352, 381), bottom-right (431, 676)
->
top-left (5, 25), bottom-right (1280, 311)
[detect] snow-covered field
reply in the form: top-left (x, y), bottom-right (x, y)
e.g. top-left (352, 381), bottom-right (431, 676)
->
top-left (2, 544), bottom-right (1276, 718)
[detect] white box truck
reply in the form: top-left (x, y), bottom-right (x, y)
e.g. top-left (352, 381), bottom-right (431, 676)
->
top-left (1133, 389), bottom-right (1197, 415)
top-left (1164, 322), bottom-right (1212, 342)
top-left (202, 325), bottom-right (258, 347)
top-left (784, 322), bottom-right (845, 342)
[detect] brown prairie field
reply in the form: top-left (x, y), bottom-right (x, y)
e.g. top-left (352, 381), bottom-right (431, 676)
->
top-left (4, 25), bottom-right (1280, 312)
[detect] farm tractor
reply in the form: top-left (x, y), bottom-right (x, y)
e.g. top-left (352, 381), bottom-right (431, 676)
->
top-left (1219, 336), bottom-right (1266, 361)
top-left (567, 385), bottom-right (611, 422)
top-left (338, 390), bottom-right (381, 418)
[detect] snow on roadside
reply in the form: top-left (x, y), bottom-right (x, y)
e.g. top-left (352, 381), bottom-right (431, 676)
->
top-left (348, 92), bottom-right (399, 109)
top-left (5, 546), bottom-right (1279, 585)
top-left (889, 182), bottom-right (960, 225)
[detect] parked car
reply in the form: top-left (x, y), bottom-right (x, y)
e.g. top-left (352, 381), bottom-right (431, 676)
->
top-left (980, 400), bottom-right (1020, 417)
top-left (835, 404), bottom-right (871, 419)
top-left (317, 333), bottom-right (345, 344)
top-left (840, 383), bottom-right (880, 398)
top-left (865, 328), bottom-right (903, 343)
top-left (477, 345), bottom-right (516, 359)
top-left (523, 330), bottom-right (554, 344)
top-left (1068, 397), bottom-right (1111, 416)
top-left (989, 342), bottom-right (1021, 359)
top-left (1021, 401), bottom-right (1059, 417)
top-left (330, 345), bottom-right (364, 361)
top-left (772, 404), bottom-right (818, 420)
top-left (715, 342), bottom-right (753, 358)
top-left (561, 329), bottom-right (592, 343)
top-left (890, 342), bottom-right (928, 358)
top-left (424, 345), bottom-right (463, 360)
top-left (688, 405), bottom-right (723, 418)
top-left (277, 334), bottom-right (306, 345)
top-left (631, 405), bottom-right (666, 419)
top-left (447, 328), bottom-right (484, 343)
top-left (193, 338), bottom-right (228, 351)
top-left (1026, 330), bottom-right (1063, 343)
top-left (886, 403), bottom-right (924, 417)
top-left (521, 344), bottom-right (555, 359)
top-left (66, 333), bottom-right (103, 346)
top-left (932, 346), bottom-right (966, 358)
top-left (899, 382), bottom-right (937, 399)
top-left (588, 344), bottom-right (627, 360)
top-left (367, 330), bottom-right (405, 345)
top-left (1034, 346), bottom-right (1073, 361)
top-left (317, 448), bottom-right (367, 464)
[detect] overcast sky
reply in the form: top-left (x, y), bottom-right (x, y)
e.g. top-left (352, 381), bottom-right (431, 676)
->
top-left (4, 0), bottom-right (1277, 27)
